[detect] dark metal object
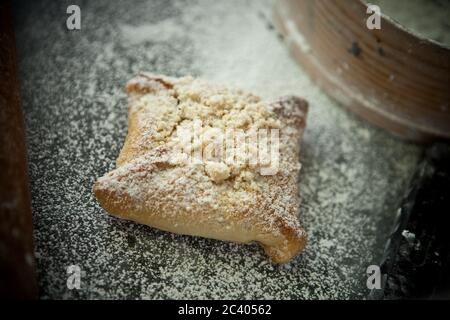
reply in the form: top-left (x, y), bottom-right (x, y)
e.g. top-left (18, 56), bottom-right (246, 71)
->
top-left (370, 144), bottom-right (450, 299)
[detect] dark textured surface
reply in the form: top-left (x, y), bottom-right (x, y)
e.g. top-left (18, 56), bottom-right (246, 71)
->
top-left (14, 0), bottom-right (422, 299)
top-left (370, 144), bottom-right (450, 299)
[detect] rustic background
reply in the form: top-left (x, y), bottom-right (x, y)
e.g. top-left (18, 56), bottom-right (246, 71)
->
top-left (14, 0), bottom-right (421, 299)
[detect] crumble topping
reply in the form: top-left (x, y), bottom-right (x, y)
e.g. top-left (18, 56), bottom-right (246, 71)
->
top-left (124, 73), bottom-right (285, 184)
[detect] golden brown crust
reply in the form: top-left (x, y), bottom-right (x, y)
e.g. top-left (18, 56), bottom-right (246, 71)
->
top-left (94, 73), bottom-right (308, 263)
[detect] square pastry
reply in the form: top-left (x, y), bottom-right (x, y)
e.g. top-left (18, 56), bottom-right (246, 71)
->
top-left (94, 73), bottom-right (308, 263)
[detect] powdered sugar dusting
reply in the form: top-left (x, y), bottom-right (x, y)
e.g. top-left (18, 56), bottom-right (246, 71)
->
top-left (15, 0), bottom-right (421, 299)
